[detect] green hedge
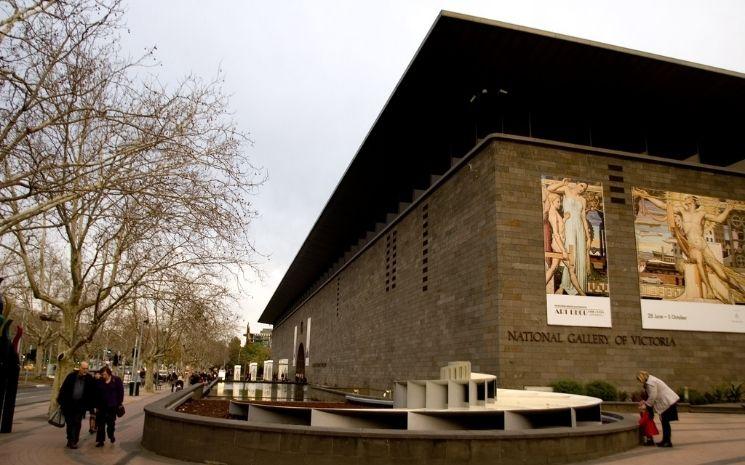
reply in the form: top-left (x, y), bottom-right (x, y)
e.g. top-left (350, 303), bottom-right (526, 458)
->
top-left (549, 380), bottom-right (744, 404)
top-left (585, 380), bottom-right (618, 401)
top-left (550, 379), bottom-right (584, 395)
top-left (677, 383), bottom-right (743, 404)
top-left (550, 379), bottom-right (618, 400)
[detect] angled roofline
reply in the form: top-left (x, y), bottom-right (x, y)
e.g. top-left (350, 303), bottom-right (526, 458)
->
top-left (439, 10), bottom-right (745, 79)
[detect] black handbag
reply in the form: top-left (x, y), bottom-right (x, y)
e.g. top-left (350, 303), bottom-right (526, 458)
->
top-left (116, 404), bottom-right (125, 418)
top-left (48, 406), bottom-right (65, 427)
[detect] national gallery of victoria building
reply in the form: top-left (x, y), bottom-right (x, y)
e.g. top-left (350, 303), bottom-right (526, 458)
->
top-left (260, 12), bottom-right (745, 394)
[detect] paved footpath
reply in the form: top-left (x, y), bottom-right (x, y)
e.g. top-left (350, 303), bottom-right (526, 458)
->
top-left (0, 390), bottom-right (199, 465)
top-left (1, 393), bottom-right (744, 465)
top-left (579, 412), bottom-right (745, 465)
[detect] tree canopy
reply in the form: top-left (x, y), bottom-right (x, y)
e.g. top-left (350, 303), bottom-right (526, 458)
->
top-left (0, 0), bottom-right (262, 408)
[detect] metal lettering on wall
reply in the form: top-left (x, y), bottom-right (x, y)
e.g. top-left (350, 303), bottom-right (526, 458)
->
top-left (506, 330), bottom-right (676, 347)
top-left (633, 188), bottom-right (745, 333)
top-left (541, 176), bottom-right (611, 327)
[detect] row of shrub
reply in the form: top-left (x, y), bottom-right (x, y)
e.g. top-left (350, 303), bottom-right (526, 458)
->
top-left (549, 379), bottom-right (744, 404)
top-left (679, 383), bottom-right (744, 405)
top-left (550, 380), bottom-right (621, 401)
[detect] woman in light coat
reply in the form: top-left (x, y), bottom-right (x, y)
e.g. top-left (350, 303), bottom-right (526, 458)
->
top-left (637, 371), bottom-right (679, 447)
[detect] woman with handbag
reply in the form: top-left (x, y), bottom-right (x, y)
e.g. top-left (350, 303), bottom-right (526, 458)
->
top-left (94, 366), bottom-right (124, 447)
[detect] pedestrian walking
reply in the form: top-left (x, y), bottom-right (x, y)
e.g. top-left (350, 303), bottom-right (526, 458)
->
top-left (169, 372), bottom-right (177, 392)
top-left (94, 365), bottom-right (124, 447)
top-left (88, 369), bottom-right (103, 434)
top-left (57, 361), bottom-right (96, 449)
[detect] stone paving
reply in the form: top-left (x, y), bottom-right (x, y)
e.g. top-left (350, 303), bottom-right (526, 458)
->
top-left (0, 390), bottom-right (198, 465)
top-left (578, 412), bottom-right (745, 465)
top-left (1, 391), bottom-right (743, 465)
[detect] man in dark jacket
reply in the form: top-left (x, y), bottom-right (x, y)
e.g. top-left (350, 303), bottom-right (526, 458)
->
top-left (57, 361), bottom-right (96, 449)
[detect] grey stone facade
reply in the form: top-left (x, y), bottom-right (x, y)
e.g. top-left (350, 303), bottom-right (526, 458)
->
top-left (272, 136), bottom-right (745, 394)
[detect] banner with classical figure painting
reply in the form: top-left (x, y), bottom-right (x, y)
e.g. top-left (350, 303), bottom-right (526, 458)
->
top-left (541, 176), bottom-right (611, 327)
top-left (632, 188), bottom-right (745, 333)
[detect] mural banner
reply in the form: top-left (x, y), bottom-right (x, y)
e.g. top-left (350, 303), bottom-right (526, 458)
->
top-left (542, 177), bottom-right (611, 327)
top-left (633, 188), bottom-right (745, 333)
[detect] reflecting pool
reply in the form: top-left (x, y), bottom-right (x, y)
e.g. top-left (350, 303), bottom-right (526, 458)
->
top-left (208, 382), bottom-right (344, 403)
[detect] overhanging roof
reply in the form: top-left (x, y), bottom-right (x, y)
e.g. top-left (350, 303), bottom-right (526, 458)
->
top-left (260, 11), bottom-right (745, 325)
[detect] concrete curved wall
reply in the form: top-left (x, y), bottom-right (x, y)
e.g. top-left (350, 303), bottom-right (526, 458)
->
top-left (142, 387), bottom-right (639, 465)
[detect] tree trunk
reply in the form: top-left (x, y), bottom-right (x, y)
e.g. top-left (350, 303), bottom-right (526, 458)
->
top-left (48, 345), bottom-right (73, 415)
top-left (151, 360), bottom-right (158, 391)
top-left (34, 343), bottom-right (45, 378)
top-left (49, 311), bottom-right (76, 414)
top-left (144, 357), bottom-right (155, 393)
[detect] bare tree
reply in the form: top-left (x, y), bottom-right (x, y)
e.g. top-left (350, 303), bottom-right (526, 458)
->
top-left (18, 290), bottom-right (60, 377)
top-left (2, 0), bottom-right (262, 411)
top-left (0, 1), bottom-right (58, 39)
top-left (0, 1), bottom-right (134, 234)
top-left (92, 304), bottom-right (138, 370)
top-left (133, 270), bottom-right (237, 392)
top-left (0, 220), bottom-right (64, 377)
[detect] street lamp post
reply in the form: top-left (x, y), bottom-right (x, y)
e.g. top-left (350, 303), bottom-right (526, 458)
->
top-left (129, 319), bottom-right (148, 396)
top-left (129, 325), bottom-right (140, 396)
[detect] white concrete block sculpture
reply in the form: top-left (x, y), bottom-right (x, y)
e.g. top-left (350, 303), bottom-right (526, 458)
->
top-left (394, 361), bottom-right (497, 409)
top-left (278, 359), bottom-right (289, 381)
top-left (249, 362), bottom-right (258, 380)
top-left (263, 360), bottom-right (274, 381)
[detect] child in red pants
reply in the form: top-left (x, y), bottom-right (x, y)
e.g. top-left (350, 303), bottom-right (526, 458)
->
top-left (639, 392), bottom-right (659, 446)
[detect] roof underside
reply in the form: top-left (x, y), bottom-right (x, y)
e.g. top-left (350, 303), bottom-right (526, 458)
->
top-left (260, 12), bottom-right (745, 324)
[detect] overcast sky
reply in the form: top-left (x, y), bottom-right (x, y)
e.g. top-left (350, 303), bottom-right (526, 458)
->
top-left (120, 0), bottom-right (745, 340)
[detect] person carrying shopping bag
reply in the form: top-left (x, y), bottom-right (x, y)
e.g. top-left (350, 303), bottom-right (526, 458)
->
top-left (57, 361), bottom-right (96, 449)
